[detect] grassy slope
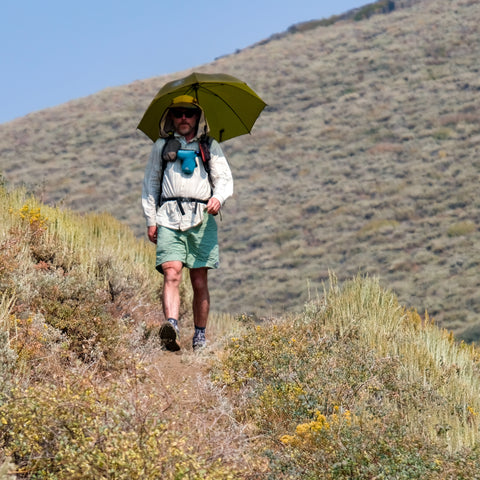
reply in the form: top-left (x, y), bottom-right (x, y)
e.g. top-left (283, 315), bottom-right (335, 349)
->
top-left (1, 0), bottom-right (480, 340)
top-left (1, 185), bottom-right (479, 478)
top-left (0, 186), bottom-right (246, 478)
top-left (216, 274), bottom-right (480, 478)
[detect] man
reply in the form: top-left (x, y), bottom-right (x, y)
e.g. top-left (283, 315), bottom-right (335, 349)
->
top-left (142, 95), bottom-right (233, 351)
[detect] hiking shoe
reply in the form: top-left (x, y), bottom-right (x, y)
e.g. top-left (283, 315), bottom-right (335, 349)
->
top-left (192, 330), bottom-right (206, 351)
top-left (159, 319), bottom-right (180, 352)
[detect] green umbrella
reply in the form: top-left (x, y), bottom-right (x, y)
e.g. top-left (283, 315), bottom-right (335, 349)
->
top-left (137, 72), bottom-right (266, 143)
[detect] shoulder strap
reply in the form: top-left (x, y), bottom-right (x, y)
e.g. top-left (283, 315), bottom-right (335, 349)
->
top-left (198, 135), bottom-right (214, 195)
top-left (158, 135), bottom-right (175, 205)
top-left (198, 134), bottom-right (213, 174)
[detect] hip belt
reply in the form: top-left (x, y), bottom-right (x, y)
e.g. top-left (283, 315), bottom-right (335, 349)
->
top-left (161, 196), bottom-right (209, 215)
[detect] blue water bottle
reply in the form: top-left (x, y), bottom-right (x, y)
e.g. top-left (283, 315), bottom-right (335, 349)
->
top-left (177, 150), bottom-right (197, 175)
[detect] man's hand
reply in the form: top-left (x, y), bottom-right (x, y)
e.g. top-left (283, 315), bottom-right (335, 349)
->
top-left (148, 225), bottom-right (158, 244)
top-left (206, 197), bottom-right (221, 215)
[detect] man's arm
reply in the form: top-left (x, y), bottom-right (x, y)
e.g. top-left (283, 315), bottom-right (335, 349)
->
top-left (141, 140), bottom-right (163, 230)
top-left (208, 140), bottom-right (234, 208)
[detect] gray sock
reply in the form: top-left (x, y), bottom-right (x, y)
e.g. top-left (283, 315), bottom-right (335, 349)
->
top-left (194, 326), bottom-right (205, 335)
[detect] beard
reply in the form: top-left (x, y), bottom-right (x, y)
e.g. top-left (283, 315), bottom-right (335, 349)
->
top-left (177, 122), bottom-right (195, 137)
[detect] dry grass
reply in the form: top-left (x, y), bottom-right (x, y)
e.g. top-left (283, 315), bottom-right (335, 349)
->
top-left (0, 184), bottom-right (250, 478)
top-left (214, 274), bottom-right (480, 478)
top-left (1, 183), bottom-right (480, 477)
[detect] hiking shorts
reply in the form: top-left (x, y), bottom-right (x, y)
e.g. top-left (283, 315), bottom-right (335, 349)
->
top-left (155, 213), bottom-right (219, 274)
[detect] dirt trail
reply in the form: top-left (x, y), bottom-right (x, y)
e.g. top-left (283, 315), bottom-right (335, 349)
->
top-left (145, 339), bottom-right (235, 452)
top-left (155, 349), bottom-right (210, 414)
top-left (137, 320), bottom-right (253, 473)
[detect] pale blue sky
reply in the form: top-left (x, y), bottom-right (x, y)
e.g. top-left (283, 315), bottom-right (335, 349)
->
top-left (0, 0), bottom-right (367, 124)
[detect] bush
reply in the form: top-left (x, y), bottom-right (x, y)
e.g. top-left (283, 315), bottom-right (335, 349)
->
top-left (214, 276), bottom-right (480, 478)
top-left (29, 273), bottom-right (126, 367)
top-left (447, 220), bottom-right (476, 237)
top-left (0, 381), bottom-right (238, 480)
top-left (354, 1), bottom-right (395, 21)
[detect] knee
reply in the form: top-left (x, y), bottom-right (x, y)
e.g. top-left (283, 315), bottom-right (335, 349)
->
top-left (190, 269), bottom-right (208, 293)
top-left (163, 263), bottom-right (183, 285)
top-left (191, 279), bottom-right (207, 294)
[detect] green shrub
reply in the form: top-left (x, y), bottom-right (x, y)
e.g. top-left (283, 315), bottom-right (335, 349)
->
top-left (214, 276), bottom-right (480, 478)
top-left (356, 218), bottom-right (399, 239)
top-left (432, 128), bottom-right (453, 140)
top-left (0, 381), bottom-right (238, 480)
top-left (354, 0), bottom-right (395, 21)
top-left (0, 295), bottom-right (17, 397)
top-left (447, 220), bottom-right (476, 237)
top-left (29, 273), bottom-right (127, 367)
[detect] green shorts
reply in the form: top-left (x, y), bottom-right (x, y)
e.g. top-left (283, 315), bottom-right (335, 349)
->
top-left (155, 214), bottom-right (219, 274)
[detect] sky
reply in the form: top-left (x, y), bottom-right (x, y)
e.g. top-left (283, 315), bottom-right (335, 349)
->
top-left (0, 0), bottom-right (368, 124)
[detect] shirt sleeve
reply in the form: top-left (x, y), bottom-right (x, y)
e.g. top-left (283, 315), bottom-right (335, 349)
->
top-left (141, 140), bottom-right (163, 227)
top-left (208, 140), bottom-right (234, 205)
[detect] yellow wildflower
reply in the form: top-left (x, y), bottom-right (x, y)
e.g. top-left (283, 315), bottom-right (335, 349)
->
top-left (467, 406), bottom-right (478, 416)
top-left (280, 435), bottom-right (296, 445)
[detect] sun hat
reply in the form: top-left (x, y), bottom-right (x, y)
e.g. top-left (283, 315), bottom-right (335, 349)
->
top-left (169, 95), bottom-right (201, 110)
top-left (159, 95), bottom-right (209, 138)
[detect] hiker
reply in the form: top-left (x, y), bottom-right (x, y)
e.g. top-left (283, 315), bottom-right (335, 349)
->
top-left (141, 95), bottom-right (233, 351)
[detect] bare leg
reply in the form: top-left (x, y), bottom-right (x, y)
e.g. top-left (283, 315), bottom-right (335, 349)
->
top-left (189, 267), bottom-right (209, 328)
top-left (161, 261), bottom-right (183, 321)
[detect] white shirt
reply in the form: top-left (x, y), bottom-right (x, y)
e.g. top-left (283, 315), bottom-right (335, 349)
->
top-left (142, 134), bottom-right (233, 231)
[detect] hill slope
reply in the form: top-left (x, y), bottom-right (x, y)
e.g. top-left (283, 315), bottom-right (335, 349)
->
top-left (1, 185), bottom-right (479, 478)
top-left (1, 0), bottom-right (480, 338)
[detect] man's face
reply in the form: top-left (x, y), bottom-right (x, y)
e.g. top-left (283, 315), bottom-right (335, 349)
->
top-left (170, 108), bottom-right (200, 140)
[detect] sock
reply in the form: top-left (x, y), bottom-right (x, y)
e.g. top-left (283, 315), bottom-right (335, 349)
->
top-left (167, 318), bottom-right (178, 327)
top-left (194, 326), bottom-right (205, 335)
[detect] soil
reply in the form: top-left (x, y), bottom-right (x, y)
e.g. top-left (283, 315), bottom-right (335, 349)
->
top-left (138, 319), bottom-right (255, 473)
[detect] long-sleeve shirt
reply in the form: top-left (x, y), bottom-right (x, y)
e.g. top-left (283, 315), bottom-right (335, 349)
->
top-left (142, 133), bottom-right (233, 231)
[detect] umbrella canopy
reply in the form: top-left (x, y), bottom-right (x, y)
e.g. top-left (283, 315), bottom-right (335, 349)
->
top-left (137, 72), bottom-right (266, 143)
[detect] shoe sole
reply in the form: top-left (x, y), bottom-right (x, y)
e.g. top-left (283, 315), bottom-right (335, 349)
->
top-left (159, 323), bottom-right (181, 352)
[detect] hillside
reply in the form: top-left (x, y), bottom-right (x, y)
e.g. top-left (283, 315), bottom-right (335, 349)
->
top-left (1, 0), bottom-right (480, 339)
top-left (1, 185), bottom-right (479, 478)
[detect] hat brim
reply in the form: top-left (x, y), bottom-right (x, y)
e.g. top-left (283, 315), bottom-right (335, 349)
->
top-left (169, 102), bottom-right (201, 110)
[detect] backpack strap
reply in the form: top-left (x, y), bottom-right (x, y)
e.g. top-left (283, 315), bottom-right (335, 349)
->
top-left (198, 134), bottom-right (212, 174)
top-left (158, 135), bottom-right (176, 206)
top-left (198, 134), bottom-right (214, 196)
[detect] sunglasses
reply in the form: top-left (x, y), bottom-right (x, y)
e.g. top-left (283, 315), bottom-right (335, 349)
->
top-left (170, 109), bottom-right (199, 119)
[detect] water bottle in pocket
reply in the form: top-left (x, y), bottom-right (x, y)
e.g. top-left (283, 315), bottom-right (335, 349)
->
top-left (177, 149), bottom-right (197, 175)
